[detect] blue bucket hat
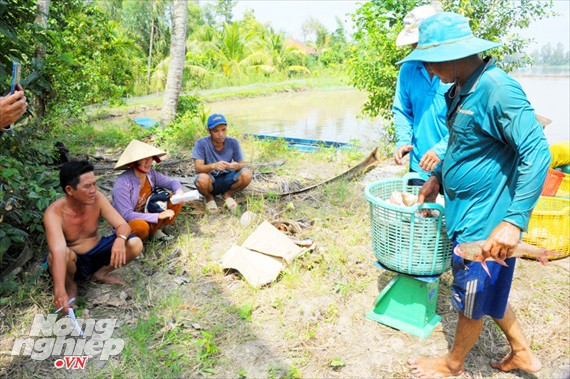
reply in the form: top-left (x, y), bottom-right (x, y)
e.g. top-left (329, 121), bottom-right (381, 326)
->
top-left (397, 12), bottom-right (502, 64)
top-left (207, 113), bottom-right (227, 130)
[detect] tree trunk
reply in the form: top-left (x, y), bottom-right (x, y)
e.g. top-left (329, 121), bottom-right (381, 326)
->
top-left (34, 0), bottom-right (50, 118)
top-left (160, 0), bottom-right (188, 126)
top-left (146, 18), bottom-right (155, 87)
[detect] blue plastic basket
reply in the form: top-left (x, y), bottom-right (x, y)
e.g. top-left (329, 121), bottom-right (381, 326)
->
top-left (364, 173), bottom-right (453, 276)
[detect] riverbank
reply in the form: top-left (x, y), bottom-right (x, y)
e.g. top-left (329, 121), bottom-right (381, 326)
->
top-left (511, 65), bottom-right (570, 78)
top-left (85, 78), bottom-right (350, 120)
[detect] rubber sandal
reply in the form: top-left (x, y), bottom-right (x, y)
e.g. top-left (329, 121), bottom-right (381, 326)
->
top-left (205, 200), bottom-right (219, 213)
top-left (224, 197), bottom-right (238, 211)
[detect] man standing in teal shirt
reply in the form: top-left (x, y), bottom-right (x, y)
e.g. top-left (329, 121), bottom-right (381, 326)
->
top-left (398, 12), bottom-right (551, 377)
top-left (393, 3), bottom-right (450, 180)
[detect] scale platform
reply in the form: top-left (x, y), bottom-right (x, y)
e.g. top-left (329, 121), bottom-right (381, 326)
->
top-left (366, 262), bottom-right (441, 338)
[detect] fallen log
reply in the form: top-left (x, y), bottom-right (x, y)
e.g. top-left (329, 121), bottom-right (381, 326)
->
top-left (277, 146), bottom-right (381, 197)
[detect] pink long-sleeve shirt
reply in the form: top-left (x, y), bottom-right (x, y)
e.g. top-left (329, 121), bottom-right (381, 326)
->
top-left (111, 168), bottom-right (183, 224)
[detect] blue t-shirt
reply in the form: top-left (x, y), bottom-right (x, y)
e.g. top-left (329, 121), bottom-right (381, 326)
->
top-left (192, 136), bottom-right (244, 176)
top-left (433, 58), bottom-right (551, 243)
top-left (393, 61), bottom-right (450, 173)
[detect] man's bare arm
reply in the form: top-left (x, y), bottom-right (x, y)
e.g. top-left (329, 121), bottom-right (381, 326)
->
top-left (99, 192), bottom-right (130, 232)
top-left (98, 192), bottom-right (131, 268)
top-left (44, 206), bottom-right (70, 313)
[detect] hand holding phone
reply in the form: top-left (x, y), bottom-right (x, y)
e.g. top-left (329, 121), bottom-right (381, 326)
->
top-left (1, 62), bottom-right (27, 131)
top-left (10, 62), bottom-right (21, 94)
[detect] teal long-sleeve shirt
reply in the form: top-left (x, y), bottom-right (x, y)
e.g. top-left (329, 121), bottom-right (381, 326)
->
top-left (433, 58), bottom-right (551, 243)
top-left (393, 61), bottom-right (451, 173)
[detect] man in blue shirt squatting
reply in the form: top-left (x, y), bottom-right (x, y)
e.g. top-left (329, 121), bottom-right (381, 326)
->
top-left (393, 2), bottom-right (450, 185)
top-left (192, 114), bottom-right (252, 213)
top-left (399, 12), bottom-right (551, 377)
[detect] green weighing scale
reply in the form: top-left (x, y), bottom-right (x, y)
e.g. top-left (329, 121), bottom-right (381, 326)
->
top-left (366, 261), bottom-right (442, 339)
top-left (364, 173), bottom-right (452, 339)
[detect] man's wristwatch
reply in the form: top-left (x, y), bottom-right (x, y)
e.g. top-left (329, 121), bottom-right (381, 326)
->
top-left (118, 234), bottom-right (128, 241)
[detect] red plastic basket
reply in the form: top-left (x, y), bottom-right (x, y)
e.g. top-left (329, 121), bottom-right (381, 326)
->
top-left (541, 168), bottom-right (565, 196)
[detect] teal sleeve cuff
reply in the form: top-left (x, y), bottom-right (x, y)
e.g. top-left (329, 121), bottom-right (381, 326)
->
top-left (432, 136), bottom-right (449, 159)
top-left (503, 214), bottom-right (529, 233)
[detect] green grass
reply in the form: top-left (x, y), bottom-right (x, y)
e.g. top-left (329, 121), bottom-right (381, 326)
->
top-left (195, 330), bottom-right (220, 375)
top-left (236, 305), bottom-right (253, 322)
top-left (267, 365), bottom-right (301, 379)
top-left (50, 119), bottom-right (154, 153)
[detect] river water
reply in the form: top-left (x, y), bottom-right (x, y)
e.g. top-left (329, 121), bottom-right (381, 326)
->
top-left (513, 73), bottom-right (569, 145)
top-left (209, 72), bottom-right (569, 149)
top-left (208, 88), bottom-right (382, 151)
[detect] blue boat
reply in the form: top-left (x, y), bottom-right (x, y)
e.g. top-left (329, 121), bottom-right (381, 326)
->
top-left (245, 134), bottom-right (352, 151)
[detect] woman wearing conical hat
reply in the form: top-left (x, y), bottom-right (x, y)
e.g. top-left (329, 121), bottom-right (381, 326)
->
top-left (111, 140), bottom-right (184, 241)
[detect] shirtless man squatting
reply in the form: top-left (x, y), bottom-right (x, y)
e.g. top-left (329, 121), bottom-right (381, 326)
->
top-left (44, 160), bottom-right (143, 315)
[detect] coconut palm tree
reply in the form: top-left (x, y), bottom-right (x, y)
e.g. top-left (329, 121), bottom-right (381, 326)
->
top-left (208, 22), bottom-right (269, 79)
top-left (161, 0), bottom-right (188, 125)
top-left (181, 21), bottom-right (311, 86)
top-left (262, 28), bottom-right (311, 76)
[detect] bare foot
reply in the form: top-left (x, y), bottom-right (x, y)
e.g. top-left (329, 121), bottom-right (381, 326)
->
top-left (91, 272), bottom-right (125, 285)
top-left (409, 356), bottom-right (464, 378)
top-left (490, 351), bottom-right (542, 373)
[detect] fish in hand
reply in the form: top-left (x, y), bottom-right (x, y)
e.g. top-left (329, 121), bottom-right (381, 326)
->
top-left (453, 240), bottom-right (552, 277)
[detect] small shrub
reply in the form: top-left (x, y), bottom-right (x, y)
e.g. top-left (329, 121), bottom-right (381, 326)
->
top-left (177, 94), bottom-right (202, 117)
top-left (155, 97), bottom-right (208, 154)
top-left (0, 126), bottom-right (60, 265)
top-left (237, 304), bottom-right (253, 321)
top-left (267, 365), bottom-right (301, 379)
top-left (329, 357), bottom-right (346, 368)
top-left (155, 113), bottom-right (203, 154)
top-left (195, 330), bottom-right (219, 374)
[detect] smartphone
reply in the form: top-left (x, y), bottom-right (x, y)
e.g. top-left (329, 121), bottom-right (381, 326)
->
top-left (10, 62), bottom-right (21, 94)
top-left (5, 62), bottom-right (22, 131)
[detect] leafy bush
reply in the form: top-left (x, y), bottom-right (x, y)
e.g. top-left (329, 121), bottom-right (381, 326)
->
top-left (45, 3), bottom-right (145, 115)
top-left (177, 94), bottom-right (203, 118)
top-left (156, 112), bottom-right (204, 156)
top-left (0, 126), bottom-right (60, 264)
top-left (1, 0), bottom-right (145, 118)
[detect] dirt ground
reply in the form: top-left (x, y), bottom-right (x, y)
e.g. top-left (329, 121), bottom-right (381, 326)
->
top-left (1, 155), bottom-right (569, 378)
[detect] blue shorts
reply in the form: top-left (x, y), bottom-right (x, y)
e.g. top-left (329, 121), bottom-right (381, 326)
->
top-left (451, 241), bottom-right (516, 320)
top-left (408, 169), bottom-right (426, 187)
top-left (44, 234), bottom-right (135, 282)
top-left (195, 169), bottom-right (244, 196)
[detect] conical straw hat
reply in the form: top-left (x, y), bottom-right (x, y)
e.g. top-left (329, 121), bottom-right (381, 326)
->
top-left (114, 140), bottom-right (166, 169)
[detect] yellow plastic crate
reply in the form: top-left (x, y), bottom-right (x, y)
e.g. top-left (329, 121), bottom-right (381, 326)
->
top-left (556, 173), bottom-right (570, 198)
top-left (522, 196), bottom-right (570, 260)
